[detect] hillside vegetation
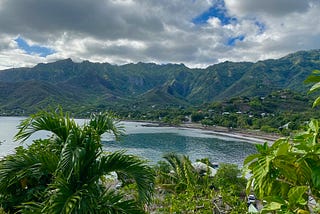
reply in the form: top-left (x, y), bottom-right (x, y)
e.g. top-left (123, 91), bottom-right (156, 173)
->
top-left (0, 49), bottom-right (319, 115)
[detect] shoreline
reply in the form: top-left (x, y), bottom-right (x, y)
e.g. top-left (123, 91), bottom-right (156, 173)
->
top-left (179, 123), bottom-right (281, 144)
top-left (134, 121), bottom-right (282, 144)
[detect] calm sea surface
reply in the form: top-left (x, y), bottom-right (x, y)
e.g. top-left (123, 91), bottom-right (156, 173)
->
top-left (0, 117), bottom-right (257, 165)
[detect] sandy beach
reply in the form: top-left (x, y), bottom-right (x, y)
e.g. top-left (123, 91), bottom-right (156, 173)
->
top-left (179, 123), bottom-right (282, 144)
top-left (141, 121), bottom-right (282, 144)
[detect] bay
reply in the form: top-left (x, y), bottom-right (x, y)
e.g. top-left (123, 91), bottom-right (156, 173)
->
top-left (0, 117), bottom-right (257, 166)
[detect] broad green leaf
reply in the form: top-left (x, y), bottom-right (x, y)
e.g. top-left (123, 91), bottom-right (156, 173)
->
top-left (276, 141), bottom-right (290, 156)
top-left (304, 75), bottom-right (320, 83)
top-left (275, 160), bottom-right (297, 184)
top-left (271, 138), bottom-right (288, 151)
top-left (288, 186), bottom-right (308, 206)
top-left (261, 201), bottom-right (282, 213)
top-left (305, 70), bottom-right (320, 83)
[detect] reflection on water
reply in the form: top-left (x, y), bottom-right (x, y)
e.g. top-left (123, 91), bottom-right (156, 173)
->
top-left (103, 133), bottom-right (256, 166)
top-left (0, 117), bottom-right (256, 165)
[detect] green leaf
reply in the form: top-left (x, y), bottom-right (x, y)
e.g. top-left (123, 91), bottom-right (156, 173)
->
top-left (261, 201), bottom-right (282, 213)
top-left (305, 70), bottom-right (320, 83)
top-left (246, 177), bottom-right (254, 195)
top-left (271, 138), bottom-right (288, 151)
top-left (312, 96), bottom-right (320, 108)
top-left (309, 82), bottom-right (320, 93)
top-left (256, 142), bottom-right (269, 153)
top-left (263, 195), bottom-right (286, 204)
top-left (311, 165), bottom-right (320, 189)
top-left (244, 153), bottom-right (260, 166)
top-left (304, 74), bottom-right (320, 84)
top-left (308, 119), bottom-right (319, 133)
top-left (288, 186), bottom-right (308, 206)
top-left (276, 141), bottom-right (290, 156)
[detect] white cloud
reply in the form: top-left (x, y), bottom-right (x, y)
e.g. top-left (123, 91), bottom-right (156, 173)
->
top-left (0, 0), bottom-right (319, 70)
top-left (207, 17), bottom-right (222, 28)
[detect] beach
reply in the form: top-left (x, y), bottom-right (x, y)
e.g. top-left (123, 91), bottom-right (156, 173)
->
top-left (142, 121), bottom-right (282, 145)
top-left (182, 123), bottom-right (282, 144)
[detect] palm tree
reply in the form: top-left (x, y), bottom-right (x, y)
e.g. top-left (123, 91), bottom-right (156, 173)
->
top-left (156, 153), bottom-right (198, 193)
top-left (0, 139), bottom-right (59, 212)
top-left (0, 109), bottom-right (154, 213)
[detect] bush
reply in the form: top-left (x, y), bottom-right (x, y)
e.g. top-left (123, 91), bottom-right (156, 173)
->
top-left (260, 125), bottom-right (278, 133)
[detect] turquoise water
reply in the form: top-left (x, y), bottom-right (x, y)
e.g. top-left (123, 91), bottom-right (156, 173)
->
top-left (0, 117), bottom-right (257, 166)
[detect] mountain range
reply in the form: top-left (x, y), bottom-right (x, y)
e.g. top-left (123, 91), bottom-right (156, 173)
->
top-left (0, 49), bottom-right (319, 115)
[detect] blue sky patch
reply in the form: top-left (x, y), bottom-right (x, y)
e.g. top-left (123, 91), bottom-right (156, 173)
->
top-left (192, 0), bottom-right (236, 25)
top-left (255, 21), bottom-right (266, 34)
top-left (15, 36), bottom-right (55, 57)
top-left (227, 35), bottom-right (245, 46)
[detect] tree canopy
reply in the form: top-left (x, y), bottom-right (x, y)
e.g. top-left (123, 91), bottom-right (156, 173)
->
top-left (0, 109), bottom-right (155, 213)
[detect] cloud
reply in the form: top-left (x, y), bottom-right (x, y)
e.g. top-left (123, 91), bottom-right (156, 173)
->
top-left (0, 0), bottom-right (166, 41)
top-left (225, 0), bottom-right (313, 17)
top-left (0, 0), bottom-right (319, 70)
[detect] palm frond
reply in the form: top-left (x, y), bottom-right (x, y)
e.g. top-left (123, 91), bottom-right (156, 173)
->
top-left (17, 201), bottom-right (44, 213)
top-left (98, 188), bottom-right (145, 214)
top-left (97, 151), bottom-right (155, 204)
top-left (89, 112), bottom-right (124, 140)
top-left (3, 109), bottom-right (151, 213)
top-left (15, 109), bottom-right (77, 143)
top-left (0, 145), bottom-right (58, 193)
top-left (43, 177), bottom-right (144, 214)
top-left (43, 177), bottom-right (89, 214)
top-left (161, 153), bottom-right (199, 189)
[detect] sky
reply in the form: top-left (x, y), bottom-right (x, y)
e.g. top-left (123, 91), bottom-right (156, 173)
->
top-left (0, 0), bottom-right (319, 70)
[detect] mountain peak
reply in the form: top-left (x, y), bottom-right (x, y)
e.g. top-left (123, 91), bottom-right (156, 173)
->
top-left (0, 49), bottom-right (319, 114)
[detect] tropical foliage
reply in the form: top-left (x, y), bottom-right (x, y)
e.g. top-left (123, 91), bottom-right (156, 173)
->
top-left (153, 153), bottom-right (248, 213)
top-left (1, 67), bottom-right (320, 213)
top-left (244, 70), bottom-right (320, 213)
top-left (245, 122), bottom-right (320, 213)
top-left (154, 153), bottom-right (216, 213)
top-left (0, 109), bottom-right (154, 213)
top-left (156, 153), bottom-right (204, 193)
top-left (305, 69), bottom-right (320, 107)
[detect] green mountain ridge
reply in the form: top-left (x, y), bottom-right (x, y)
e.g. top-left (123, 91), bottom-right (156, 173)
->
top-left (0, 49), bottom-right (320, 114)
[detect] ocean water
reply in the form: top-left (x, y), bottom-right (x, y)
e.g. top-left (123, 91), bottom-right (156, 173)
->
top-left (0, 117), bottom-right (257, 165)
